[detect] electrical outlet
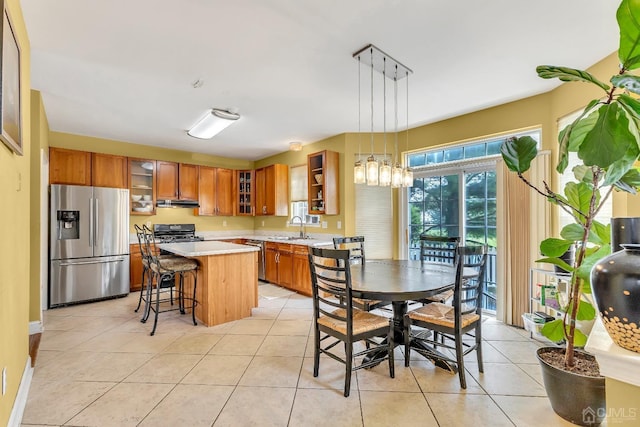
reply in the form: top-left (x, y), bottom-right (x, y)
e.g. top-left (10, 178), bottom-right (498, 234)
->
top-left (2, 367), bottom-right (6, 396)
top-left (261, 221), bottom-right (265, 227)
top-left (322, 221), bottom-right (328, 229)
top-left (337, 221), bottom-right (342, 229)
top-left (222, 220), bottom-right (227, 227)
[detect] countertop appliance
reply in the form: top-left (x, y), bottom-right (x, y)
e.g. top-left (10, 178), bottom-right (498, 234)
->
top-left (153, 223), bottom-right (205, 243)
top-left (49, 184), bottom-right (130, 307)
top-left (245, 239), bottom-right (266, 281)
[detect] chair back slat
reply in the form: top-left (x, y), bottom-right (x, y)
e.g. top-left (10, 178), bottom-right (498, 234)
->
top-left (452, 245), bottom-right (488, 320)
top-left (309, 247), bottom-right (354, 329)
top-left (419, 235), bottom-right (460, 266)
top-left (333, 236), bottom-right (366, 265)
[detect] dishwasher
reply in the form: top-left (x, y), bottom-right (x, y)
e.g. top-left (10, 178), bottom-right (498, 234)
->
top-left (245, 240), bottom-right (265, 281)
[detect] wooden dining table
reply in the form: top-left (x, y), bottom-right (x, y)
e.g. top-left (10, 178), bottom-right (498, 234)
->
top-left (346, 259), bottom-right (460, 372)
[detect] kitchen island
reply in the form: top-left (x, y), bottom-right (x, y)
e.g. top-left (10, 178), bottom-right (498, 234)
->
top-left (158, 240), bottom-right (259, 327)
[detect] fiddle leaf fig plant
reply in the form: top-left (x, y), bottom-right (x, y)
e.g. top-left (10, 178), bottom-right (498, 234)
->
top-left (501, 0), bottom-right (640, 369)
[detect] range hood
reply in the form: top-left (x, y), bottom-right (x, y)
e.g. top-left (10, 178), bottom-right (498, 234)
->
top-left (156, 200), bottom-right (200, 208)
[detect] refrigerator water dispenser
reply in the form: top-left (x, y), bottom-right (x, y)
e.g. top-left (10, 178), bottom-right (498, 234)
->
top-left (56, 210), bottom-right (80, 240)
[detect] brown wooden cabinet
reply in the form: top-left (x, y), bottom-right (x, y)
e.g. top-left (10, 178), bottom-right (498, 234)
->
top-left (49, 147), bottom-right (92, 186)
top-left (92, 153), bottom-right (128, 188)
top-left (236, 170), bottom-right (255, 216)
top-left (265, 241), bottom-right (293, 287)
top-left (129, 159), bottom-right (156, 215)
top-left (255, 164), bottom-right (289, 216)
top-left (129, 244), bottom-right (144, 292)
top-left (308, 150), bottom-right (339, 215)
top-left (156, 161), bottom-right (199, 201)
top-left (292, 245), bottom-right (311, 296)
top-left (197, 167), bottom-right (235, 216)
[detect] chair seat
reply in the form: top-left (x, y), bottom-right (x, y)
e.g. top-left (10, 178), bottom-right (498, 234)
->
top-left (422, 288), bottom-right (454, 303)
top-left (318, 308), bottom-right (390, 335)
top-left (407, 302), bottom-right (480, 329)
top-left (142, 254), bottom-right (183, 268)
top-left (151, 257), bottom-right (198, 273)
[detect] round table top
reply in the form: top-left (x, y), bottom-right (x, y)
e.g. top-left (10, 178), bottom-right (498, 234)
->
top-left (347, 260), bottom-right (457, 301)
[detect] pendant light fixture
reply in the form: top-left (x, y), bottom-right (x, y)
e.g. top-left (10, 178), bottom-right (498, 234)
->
top-left (402, 70), bottom-right (413, 188)
top-left (352, 44), bottom-right (412, 188)
top-left (379, 59), bottom-right (391, 186)
top-left (354, 56), bottom-right (366, 184)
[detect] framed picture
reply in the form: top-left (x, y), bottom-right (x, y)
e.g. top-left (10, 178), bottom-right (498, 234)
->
top-left (0, 4), bottom-right (21, 155)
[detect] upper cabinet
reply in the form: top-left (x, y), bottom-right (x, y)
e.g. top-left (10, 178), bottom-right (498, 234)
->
top-left (49, 148), bottom-right (128, 189)
top-left (197, 166), bottom-right (235, 216)
top-left (255, 164), bottom-right (289, 216)
top-left (308, 150), bottom-right (339, 215)
top-left (236, 170), bottom-right (255, 216)
top-left (49, 147), bottom-right (92, 186)
top-left (156, 161), bottom-right (199, 201)
top-left (128, 159), bottom-right (156, 215)
top-left (92, 153), bottom-right (128, 188)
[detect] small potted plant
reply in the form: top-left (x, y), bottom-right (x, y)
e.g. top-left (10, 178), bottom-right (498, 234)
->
top-left (501, 1), bottom-right (640, 424)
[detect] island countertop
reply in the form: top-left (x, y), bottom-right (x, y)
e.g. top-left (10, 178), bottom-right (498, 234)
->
top-left (158, 240), bottom-right (260, 257)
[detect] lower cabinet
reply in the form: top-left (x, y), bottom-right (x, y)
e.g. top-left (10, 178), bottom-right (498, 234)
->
top-left (265, 242), bottom-right (311, 296)
top-left (130, 244), bottom-right (144, 292)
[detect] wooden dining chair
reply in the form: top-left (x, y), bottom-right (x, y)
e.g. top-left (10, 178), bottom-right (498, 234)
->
top-left (404, 244), bottom-right (488, 389)
top-left (308, 247), bottom-right (394, 397)
top-left (333, 236), bottom-right (390, 311)
top-left (418, 235), bottom-right (461, 304)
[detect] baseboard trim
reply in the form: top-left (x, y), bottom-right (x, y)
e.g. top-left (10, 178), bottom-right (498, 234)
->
top-left (7, 357), bottom-right (33, 427)
top-left (29, 320), bottom-right (43, 335)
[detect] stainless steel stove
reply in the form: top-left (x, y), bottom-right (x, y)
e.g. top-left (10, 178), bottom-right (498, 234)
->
top-left (153, 224), bottom-right (204, 243)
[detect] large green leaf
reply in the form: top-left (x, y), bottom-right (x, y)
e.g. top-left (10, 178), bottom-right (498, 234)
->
top-left (536, 256), bottom-right (574, 273)
top-left (612, 74), bottom-right (640, 95)
top-left (500, 136), bottom-right (537, 173)
top-left (617, 0), bottom-right (640, 71)
top-left (567, 107), bottom-right (601, 152)
top-left (564, 181), bottom-right (596, 222)
top-left (603, 143), bottom-right (639, 186)
top-left (536, 65), bottom-right (610, 92)
top-left (577, 244), bottom-right (611, 283)
top-left (579, 103), bottom-right (636, 168)
top-left (566, 299), bottom-right (597, 321)
top-left (541, 319), bottom-right (566, 342)
top-left (540, 238), bottom-right (573, 257)
top-left (617, 93), bottom-right (640, 122)
top-left (556, 100), bottom-right (601, 173)
top-left (573, 328), bottom-right (588, 347)
top-left (572, 165), bottom-right (595, 183)
top-left (560, 223), bottom-right (586, 241)
top-left (614, 167), bottom-right (640, 193)
top-left (590, 221), bottom-right (611, 246)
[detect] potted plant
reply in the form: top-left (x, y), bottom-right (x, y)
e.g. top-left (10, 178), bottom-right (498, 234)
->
top-left (500, 1), bottom-right (640, 424)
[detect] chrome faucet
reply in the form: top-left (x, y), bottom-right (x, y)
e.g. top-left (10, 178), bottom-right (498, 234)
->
top-left (291, 215), bottom-right (306, 239)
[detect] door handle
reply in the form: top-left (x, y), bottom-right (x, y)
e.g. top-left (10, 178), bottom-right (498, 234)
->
top-left (59, 258), bottom-right (126, 266)
top-left (89, 198), bottom-right (94, 247)
top-left (94, 198), bottom-right (99, 247)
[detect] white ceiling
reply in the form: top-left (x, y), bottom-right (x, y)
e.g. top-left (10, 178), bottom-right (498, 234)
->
top-left (21, 0), bottom-right (620, 161)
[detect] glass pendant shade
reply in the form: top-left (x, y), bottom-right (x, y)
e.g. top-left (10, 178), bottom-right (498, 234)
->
top-left (392, 164), bottom-right (403, 188)
top-left (402, 167), bottom-right (413, 187)
top-left (379, 160), bottom-right (392, 186)
top-left (354, 160), bottom-right (366, 184)
top-left (366, 155), bottom-right (379, 186)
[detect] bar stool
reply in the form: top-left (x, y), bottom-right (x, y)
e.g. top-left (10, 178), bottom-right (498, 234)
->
top-left (140, 225), bottom-right (199, 336)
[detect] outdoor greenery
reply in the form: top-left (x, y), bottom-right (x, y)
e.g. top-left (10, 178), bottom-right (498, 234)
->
top-left (500, 0), bottom-right (640, 368)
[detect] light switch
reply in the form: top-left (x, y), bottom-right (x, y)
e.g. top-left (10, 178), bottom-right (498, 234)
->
top-left (337, 221), bottom-right (342, 229)
top-left (322, 221), bottom-right (328, 229)
top-left (223, 220), bottom-right (227, 227)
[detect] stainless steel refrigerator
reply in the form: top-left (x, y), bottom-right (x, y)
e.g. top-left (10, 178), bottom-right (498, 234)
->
top-left (49, 184), bottom-right (130, 307)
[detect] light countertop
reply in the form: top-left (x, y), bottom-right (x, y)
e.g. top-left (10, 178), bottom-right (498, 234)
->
top-left (158, 240), bottom-right (260, 257)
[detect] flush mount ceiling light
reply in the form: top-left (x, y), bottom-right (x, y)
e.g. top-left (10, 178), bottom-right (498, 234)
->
top-left (353, 44), bottom-right (413, 188)
top-left (187, 108), bottom-right (240, 139)
top-left (289, 141), bottom-right (303, 151)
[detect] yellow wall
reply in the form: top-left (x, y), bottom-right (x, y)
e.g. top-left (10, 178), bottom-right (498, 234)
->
top-left (0, 0), bottom-right (30, 424)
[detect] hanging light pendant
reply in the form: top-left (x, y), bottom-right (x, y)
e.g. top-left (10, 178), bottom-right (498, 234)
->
top-left (354, 56), bottom-right (366, 184)
top-left (402, 70), bottom-right (413, 188)
top-left (379, 60), bottom-right (391, 186)
top-left (391, 67), bottom-right (403, 188)
top-left (352, 44), bottom-right (412, 187)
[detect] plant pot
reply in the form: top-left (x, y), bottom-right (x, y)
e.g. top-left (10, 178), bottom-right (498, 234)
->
top-left (536, 347), bottom-right (605, 426)
top-left (591, 243), bottom-right (640, 353)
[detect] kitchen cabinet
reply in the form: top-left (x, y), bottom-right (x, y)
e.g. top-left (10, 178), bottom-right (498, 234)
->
top-left (128, 159), bottom-right (156, 215)
top-left (130, 244), bottom-right (144, 292)
top-left (236, 170), bottom-right (255, 216)
top-left (255, 164), bottom-right (289, 216)
top-left (265, 242), bottom-right (293, 288)
top-left (197, 167), bottom-right (235, 216)
top-left (49, 147), bottom-right (92, 186)
top-left (292, 245), bottom-right (311, 296)
top-left (308, 150), bottom-right (339, 215)
top-left (92, 153), bottom-right (128, 188)
top-left (156, 161), bottom-right (199, 201)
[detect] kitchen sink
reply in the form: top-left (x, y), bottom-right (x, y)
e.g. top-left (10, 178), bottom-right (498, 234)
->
top-left (267, 236), bottom-right (310, 241)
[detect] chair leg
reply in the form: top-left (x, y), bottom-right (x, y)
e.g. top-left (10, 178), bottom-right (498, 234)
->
top-left (476, 324), bottom-right (483, 372)
top-left (135, 266), bottom-right (147, 312)
top-left (178, 273), bottom-right (186, 315)
top-left (455, 330), bottom-right (466, 389)
top-left (344, 342), bottom-right (353, 397)
top-left (141, 270), bottom-right (154, 323)
top-left (388, 319), bottom-right (395, 378)
top-left (150, 275), bottom-right (162, 336)
top-left (313, 327), bottom-right (320, 378)
top-left (190, 271), bottom-right (198, 326)
top-left (403, 315), bottom-right (411, 367)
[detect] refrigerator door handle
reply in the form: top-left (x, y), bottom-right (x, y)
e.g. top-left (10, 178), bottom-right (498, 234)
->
top-left (59, 258), bottom-right (127, 267)
top-left (89, 197), bottom-right (94, 247)
top-left (94, 197), bottom-right (99, 247)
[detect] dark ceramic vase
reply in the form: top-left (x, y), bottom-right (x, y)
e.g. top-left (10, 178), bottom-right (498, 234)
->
top-left (591, 244), bottom-right (640, 353)
top-left (537, 347), bottom-right (605, 426)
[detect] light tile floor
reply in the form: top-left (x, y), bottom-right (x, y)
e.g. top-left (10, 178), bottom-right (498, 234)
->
top-left (22, 283), bottom-right (578, 427)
